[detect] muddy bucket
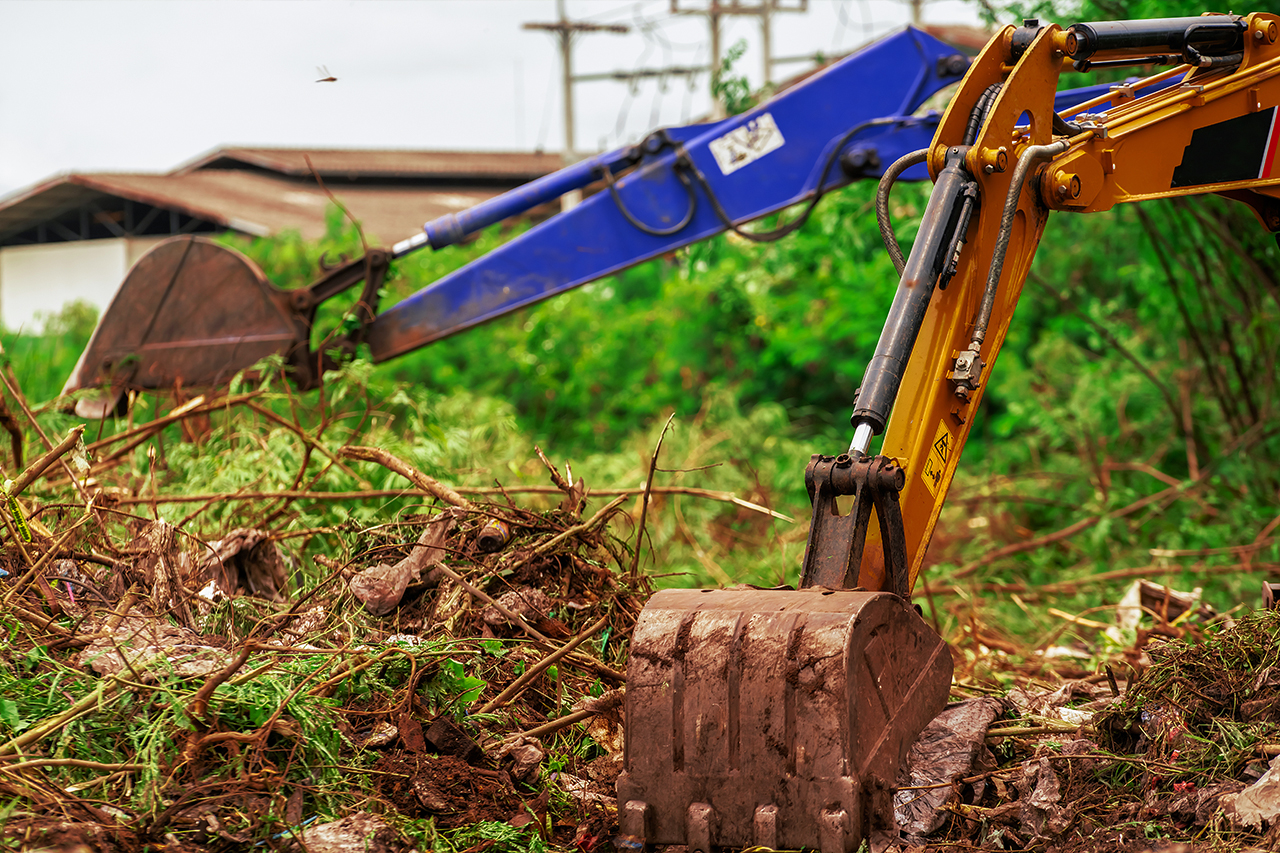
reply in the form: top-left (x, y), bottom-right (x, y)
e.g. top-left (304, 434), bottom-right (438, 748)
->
top-left (617, 587), bottom-right (952, 853)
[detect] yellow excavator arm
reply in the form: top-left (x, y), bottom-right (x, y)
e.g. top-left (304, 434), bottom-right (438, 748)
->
top-left (621, 13), bottom-right (1280, 853)
top-left (860, 11), bottom-right (1280, 594)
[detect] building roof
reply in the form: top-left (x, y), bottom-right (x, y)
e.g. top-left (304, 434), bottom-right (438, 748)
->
top-left (920, 23), bottom-right (996, 53)
top-left (0, 147), bottom-right (563, 247)
top-left (175, 146), bottom-right (566, 182)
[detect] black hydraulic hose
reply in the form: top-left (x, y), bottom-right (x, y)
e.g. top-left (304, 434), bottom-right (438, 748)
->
top-left (687, 116), bottom-right (906, 243)
top-left (963, 84), bottom-right (1002, 145)
top-left (878, 89), bottom-right (999, 276)
top-left (968, 139), bottom-right (1072, 349)
top-left (601, 160), bottom-right (697, 237)
top-left (1184, 45), bottom-right (1243, 68)
top-left (852, 150), bottom-right (976, 454)
top-left (1051, 111), bottom-right (1085, 137)
top-left (875, 148), bottom-right (929, 277)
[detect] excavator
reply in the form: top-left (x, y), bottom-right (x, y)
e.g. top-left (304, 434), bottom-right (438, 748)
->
top-left (618, 12), bottom-right (1280, 853)
top-left (60, 11), bottom-right (1280, 852)
top-left (61, 27), bottom-right (1150, 417)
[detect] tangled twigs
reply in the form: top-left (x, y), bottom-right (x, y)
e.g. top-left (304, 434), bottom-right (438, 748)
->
top-left (338, 445), bottom-right (475, 511)
top-left (2, 524), bottom-right (84, 604)
top-left (81, 395), bottom-right (211, 477)
top-left (8, 601), bottom-right (76, 640)
top-left (478, 611), bottom-right (611, 714)
top-left (512, 687), bottom-right (625, 741)
top-left (536, 445), bottom-right (586, 516)
top-left (534, 445), bottom-right (574, 495)
top-left (108, 484), bottom-right (791, 519)
top-left (528, 495), bottom-right (628, 560)
top-left (953, 482), bottom-right (1186, 580)
top-left (188, 644), bottom-right (255, 726)
top-left (431, 561), bottom-right (625, 683)
top-left (0, 348), bottom-right (90, 505)
top-left (0, 673), bottom-right (140, 758)
top-left (245, 401), bottom-right (370, 487)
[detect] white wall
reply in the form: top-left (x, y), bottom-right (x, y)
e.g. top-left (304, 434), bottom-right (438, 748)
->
top-left (0, 237), bottom-right (166, 332)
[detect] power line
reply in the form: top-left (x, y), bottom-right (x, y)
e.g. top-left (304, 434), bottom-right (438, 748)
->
top-left (669, 0), bottom-right (809, 116)
top-left (523, 0), bottom-right (630, 158)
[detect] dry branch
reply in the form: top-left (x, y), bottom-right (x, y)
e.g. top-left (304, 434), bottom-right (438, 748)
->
top-left (953, 482), bottom-right (1186, 579)
top-left (337, 445), bottom-right (474, 510)
top-left (5, 425), bottom-right (84, 497)
top-left (188, 644), bottom-right (254, 725)
top-left (631, 415), bottom-right (674, 579)
top-left (107, 484), bottom-right (791, 519)
top-left (930, 560), bottom-right (1277, 600)
top-left (530, 495), bottom-right (627, 558)
top-left (245, 401), bottom-right (369, 487)
top-left (431, 561), bottom-right (624, 683)
top-left (512, 688), bottom-right (624, 740)
top-left (478, 612), bottom-right (610, 714)
top-left (2, 524), bottom-right (84, 603)
top-left (0, 758), bottom-right (148, 773)
top-left (0, 352), bottom-right (91, 505)
top-left (534, 445), bottom-right (575, 495)
top-left (0, 677), bottom-right (137, 757)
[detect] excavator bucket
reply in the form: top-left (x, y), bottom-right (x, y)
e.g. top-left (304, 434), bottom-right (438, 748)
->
top-left (618, 587), bottom-right (952, 853)
top-left (62, 236), bottom-right (309, 418)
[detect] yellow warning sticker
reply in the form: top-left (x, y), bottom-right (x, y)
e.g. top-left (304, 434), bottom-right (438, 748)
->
top-left (920, 420), bottom-right (953, 498)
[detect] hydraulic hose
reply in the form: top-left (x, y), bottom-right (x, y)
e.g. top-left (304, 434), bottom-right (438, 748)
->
top-left (968, 139), bottom-right (1072, 349)
top-left (963, 84), bottom-right (1002, 145)
top-left (877, 90), bottom-right (998, 277)
top-left (852, 149), bottom-right (975, 457)
top-left (876, 148), bottom-right (929, 276)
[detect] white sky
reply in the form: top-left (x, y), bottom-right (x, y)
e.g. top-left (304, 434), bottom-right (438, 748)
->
top-left (0, 0), bottom-right (981, 198)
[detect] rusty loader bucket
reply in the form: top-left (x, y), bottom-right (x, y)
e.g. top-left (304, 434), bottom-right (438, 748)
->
top-left (62, 236), bottom-right (387, 419)
top-left (618, 455), bottom-right (954, 853)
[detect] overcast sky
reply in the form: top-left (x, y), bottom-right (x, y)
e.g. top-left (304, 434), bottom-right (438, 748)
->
top-left (0, 0), bottom-right (981, 198)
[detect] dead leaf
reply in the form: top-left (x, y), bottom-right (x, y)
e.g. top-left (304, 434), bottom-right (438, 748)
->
top-left (894, 697), bottom-right (1006, 838)
top-left (1224, 755), bottom-right (1280, 830)
top-left (197, 527), bottom-right (288, 602)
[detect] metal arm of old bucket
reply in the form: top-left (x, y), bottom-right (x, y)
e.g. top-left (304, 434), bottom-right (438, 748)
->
top-left (284, 249), bottom-right (392, 387)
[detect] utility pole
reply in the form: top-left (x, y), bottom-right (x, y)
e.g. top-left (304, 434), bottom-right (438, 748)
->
top-left (760, 2), bottom-right (772, 86)
top-left (671, 0), bottom-right (808, 115)
top-left (524, 1), bottom-right (628, 210)
top-left (523, 1), bottom-right (629, 160)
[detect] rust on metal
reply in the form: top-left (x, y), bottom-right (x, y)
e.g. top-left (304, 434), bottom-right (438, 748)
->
top-left (620, 439), bottom-right (950, 852)
top-left (802, 453), bottom-right (911, 597)
top-left (62, 237), bottom-right (390, 417)
top-left (619, 587), bottom-right (952, 853)
top-left (63, 237), bottom-right (306, 418)
top-left (1264, 582), bottom-right (1280, 610)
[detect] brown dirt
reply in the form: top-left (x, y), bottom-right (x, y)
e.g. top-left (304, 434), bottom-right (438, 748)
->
top-left (373, 751), bottom-right (527, 827)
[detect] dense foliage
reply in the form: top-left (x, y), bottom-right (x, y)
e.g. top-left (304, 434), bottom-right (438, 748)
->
top-left (4, 0), bottom-right (1279, 634)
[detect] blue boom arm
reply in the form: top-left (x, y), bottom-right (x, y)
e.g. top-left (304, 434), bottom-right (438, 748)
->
top-left (362, 30), bottom-right (1175, 363)
top-left (365, 27), bottom-right (968, 361)
top-left (58, 29), bottom-right (1179, 415)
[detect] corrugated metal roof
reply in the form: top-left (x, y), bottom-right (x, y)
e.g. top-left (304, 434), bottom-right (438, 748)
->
top-left (176, 146), bottom-right (566, 181)
top-left (920, 24), bottom-right (995, 53)
top-left (0, 146), bottom-right (567, 246)
top-left (0, 170), bottom-right (518, 245)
